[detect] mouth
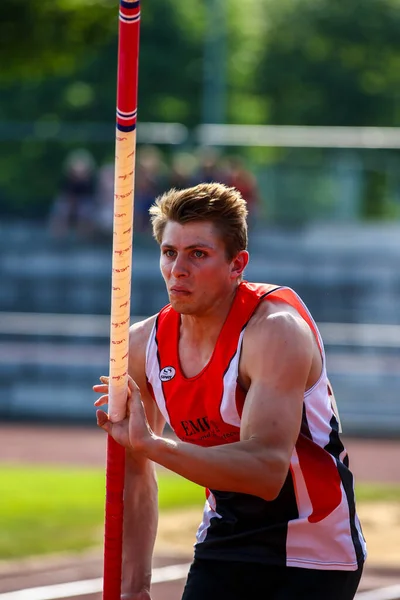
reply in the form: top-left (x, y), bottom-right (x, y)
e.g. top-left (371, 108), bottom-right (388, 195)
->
top-left (170, 287), bottom-right (191, 296)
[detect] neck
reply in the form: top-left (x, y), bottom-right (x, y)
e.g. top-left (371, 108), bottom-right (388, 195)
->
top-left (180, 285), bottom-right (238, 342)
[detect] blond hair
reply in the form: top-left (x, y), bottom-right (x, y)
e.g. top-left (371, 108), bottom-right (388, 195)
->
top-left (149, 183), bottom-right (248, 260)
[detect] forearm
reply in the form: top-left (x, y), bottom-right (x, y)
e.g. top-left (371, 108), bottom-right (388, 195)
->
top-left (145, 436), bottom-right (287, 501)
top-left (122, 451), bottom-right (158, 595)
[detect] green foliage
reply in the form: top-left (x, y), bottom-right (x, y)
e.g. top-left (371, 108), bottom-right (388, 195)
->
top-left (0, 0), bottom-right (118, 82)
top-left (0, 0), bottom-right (204, 122)
top-left (256, 0), bottom-right (400, 126)
top-left (0, 0), bottom-right (206, 215)
top-left (1, 0), bottom-right (400, 218)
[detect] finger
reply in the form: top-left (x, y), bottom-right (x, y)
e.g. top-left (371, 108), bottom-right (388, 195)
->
top-left (94, 395), bottom-right (109, 407)
top-left (92, 384), bottom-right (109, 392)
top-left (127, 386), bottom-right (142, 413)
top-left (96, 410), bottom-right (113, 434)
top-left (127, 376), bottom-right (140, 393)
top-left (100, 375), bottom-right (109, 384)
top-left (126, 377), bottom-right (136, 400)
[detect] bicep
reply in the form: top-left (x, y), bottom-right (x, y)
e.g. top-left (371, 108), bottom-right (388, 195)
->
top-left (240, 313), bottom-right (313, 461)
top-left (240, 381), bottom-right (304, 465)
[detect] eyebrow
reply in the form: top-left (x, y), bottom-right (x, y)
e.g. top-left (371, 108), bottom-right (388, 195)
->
top-left (161, 242), bottom-right (215, 251)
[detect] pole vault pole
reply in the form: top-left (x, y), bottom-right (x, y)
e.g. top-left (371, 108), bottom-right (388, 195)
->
top-left (104, 2), bottom-right (141, 598)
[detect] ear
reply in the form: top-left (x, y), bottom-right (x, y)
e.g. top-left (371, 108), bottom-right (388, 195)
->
top-left (230, 250), bottom-right (249, 280)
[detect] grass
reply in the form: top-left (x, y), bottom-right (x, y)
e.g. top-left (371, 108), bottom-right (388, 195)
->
top-left (0, 465), bottom-right (204, 560)
top-left (0, 465), bottom-right (398, 560)
top-left (356, 483), bottom-right (400, 502)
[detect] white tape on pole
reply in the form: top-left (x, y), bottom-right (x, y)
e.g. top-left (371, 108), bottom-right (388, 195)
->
top-left (108, 129), bottom-right (136, 422)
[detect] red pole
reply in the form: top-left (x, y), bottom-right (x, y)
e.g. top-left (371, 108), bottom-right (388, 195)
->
top-left (103, 2), bottom-right (141, 598)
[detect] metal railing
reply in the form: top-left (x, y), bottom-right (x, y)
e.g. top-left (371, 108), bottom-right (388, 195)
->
top-left (1, 312), bottom-right (400, 347)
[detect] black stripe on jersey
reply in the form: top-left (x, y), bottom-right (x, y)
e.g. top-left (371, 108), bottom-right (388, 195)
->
top-left (154, 313), bottom-right (163, 374)
top-left (326, 416), bottom-right (365, 566)
top-left (222, 345), bottom-right (241, 379)
top-left (241, 287), bottom-right (284, 331)
top-left (324, 414), bottom-right (345, 460)
top-left (299, 403), bottom-right (313, 440)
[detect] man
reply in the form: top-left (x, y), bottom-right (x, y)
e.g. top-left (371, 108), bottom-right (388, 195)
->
top-left (94, 182), bottom-right (366, 600)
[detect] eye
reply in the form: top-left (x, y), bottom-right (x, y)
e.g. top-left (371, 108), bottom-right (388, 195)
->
top-left (163, 249), bottom-right (176, 257)
top-left (192, 250), bottom-right (205, 258)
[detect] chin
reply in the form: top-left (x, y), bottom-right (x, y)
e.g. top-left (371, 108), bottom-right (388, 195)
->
top-left (169, 298), bottom-right (197, 314)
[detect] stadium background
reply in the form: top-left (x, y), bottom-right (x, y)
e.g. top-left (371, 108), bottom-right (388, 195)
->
top-left (0, 0), bottom-right (399, 598)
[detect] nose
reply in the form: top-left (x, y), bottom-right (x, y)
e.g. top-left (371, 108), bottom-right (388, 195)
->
top-left (171, 253), bottom-right (189, 278)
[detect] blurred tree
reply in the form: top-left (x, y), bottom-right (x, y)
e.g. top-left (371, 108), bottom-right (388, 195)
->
top-left (1, 0), bottom-right (399, 218)
top-left (0, 0), bottom-right (204, 216)
top-left (0, 0), bottom-right (203, 122)
top-left (256, 0), bottom-right (400, 126)
top-left (227, 0), bottom-right (268, 124)
top-left (0, 0), bottom-right (117, 82)
top-left (254, 0), bottom-right (400, 219)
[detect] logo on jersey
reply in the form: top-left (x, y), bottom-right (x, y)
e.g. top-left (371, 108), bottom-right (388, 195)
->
top-left (159, 366), bottom-right (176, 381)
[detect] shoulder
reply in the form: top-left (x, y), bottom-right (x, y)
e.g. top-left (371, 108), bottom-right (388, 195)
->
top-left (239, 299), bottom-right (315, 388)
top-left (129, 314), bottom-right (157, 348)
top-left (242, 299), bottom-right (314, 365)
top-left (248, 299), bottom-right (312, 339)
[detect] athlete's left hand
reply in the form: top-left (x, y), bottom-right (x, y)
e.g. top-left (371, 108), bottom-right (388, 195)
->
top-left (93, 375), bottom-right (154, 454)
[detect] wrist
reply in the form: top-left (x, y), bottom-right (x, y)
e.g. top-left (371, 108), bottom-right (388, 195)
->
top-left (122, 572), bottom-right (151, 597)
top-left (142, 433), bottom-right (176, 463)
top-left (126, 431), bottom-right (158, 460)
top-left (140, 432), bottom-right (160, 459)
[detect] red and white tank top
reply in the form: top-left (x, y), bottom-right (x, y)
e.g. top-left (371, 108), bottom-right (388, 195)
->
top-left (145, 282), bottom-right (367, 570)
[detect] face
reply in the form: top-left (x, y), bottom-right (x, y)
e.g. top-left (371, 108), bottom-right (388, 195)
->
top-left (160, 220), bottom-right (248, 316)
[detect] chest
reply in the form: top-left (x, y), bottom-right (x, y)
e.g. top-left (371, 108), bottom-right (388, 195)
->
top-left (147, 285), bottom-right (272, 445)
top-left (147, 330), bottom-right (246, 447)
top-left (178, 337), bottom-right (214, 379)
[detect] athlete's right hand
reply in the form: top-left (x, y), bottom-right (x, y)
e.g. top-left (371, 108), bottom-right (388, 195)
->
top-left (93, 375), bottom-right (155, 456)
top-left (93, 375), bottom-right (132, 449)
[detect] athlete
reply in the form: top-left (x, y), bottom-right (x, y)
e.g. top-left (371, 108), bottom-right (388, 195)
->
top-left (94, 182), bottom-right (366, 600)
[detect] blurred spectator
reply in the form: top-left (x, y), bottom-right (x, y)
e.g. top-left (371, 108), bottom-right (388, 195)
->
top-left (48, 149), bottom-right (97, 238)
top-left (192, 147), bottom-right (228, 185)
top-left (95, 161), bottom-right (115, 238)
top-left (169, 152), bottom-right (198, 189)
top-left (225, 156), bottom-right (261, 226)
top-left (135, 146), bottom-right (166, 232)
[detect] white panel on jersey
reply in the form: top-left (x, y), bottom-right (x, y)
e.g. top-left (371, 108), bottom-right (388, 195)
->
top-left (303, 377), bottom-right (335, 450)
top-left (195, 493), bottom-right (222, 545)
top-left (294, 287), bottom-right (345, 449)
top-left (286, 482), bottom-right (359, 571)
top-left (145, 322), bottom-right (171, 426)
top-left (290, 447), bottom-right (313, 518)
top-left (219, 329), bottom-right (245, 428)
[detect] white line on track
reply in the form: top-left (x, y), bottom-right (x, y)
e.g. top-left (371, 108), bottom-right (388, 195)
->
top-left (356, 585), bottom-right (400, 600)
top-left (0, 567), bottom-right (398, 600)
top-left (0, 563), bottom-right (191, 600)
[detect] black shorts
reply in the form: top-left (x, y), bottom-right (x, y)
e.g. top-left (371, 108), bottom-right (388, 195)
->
top-left (181, 558), bottom-right (363, 600)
